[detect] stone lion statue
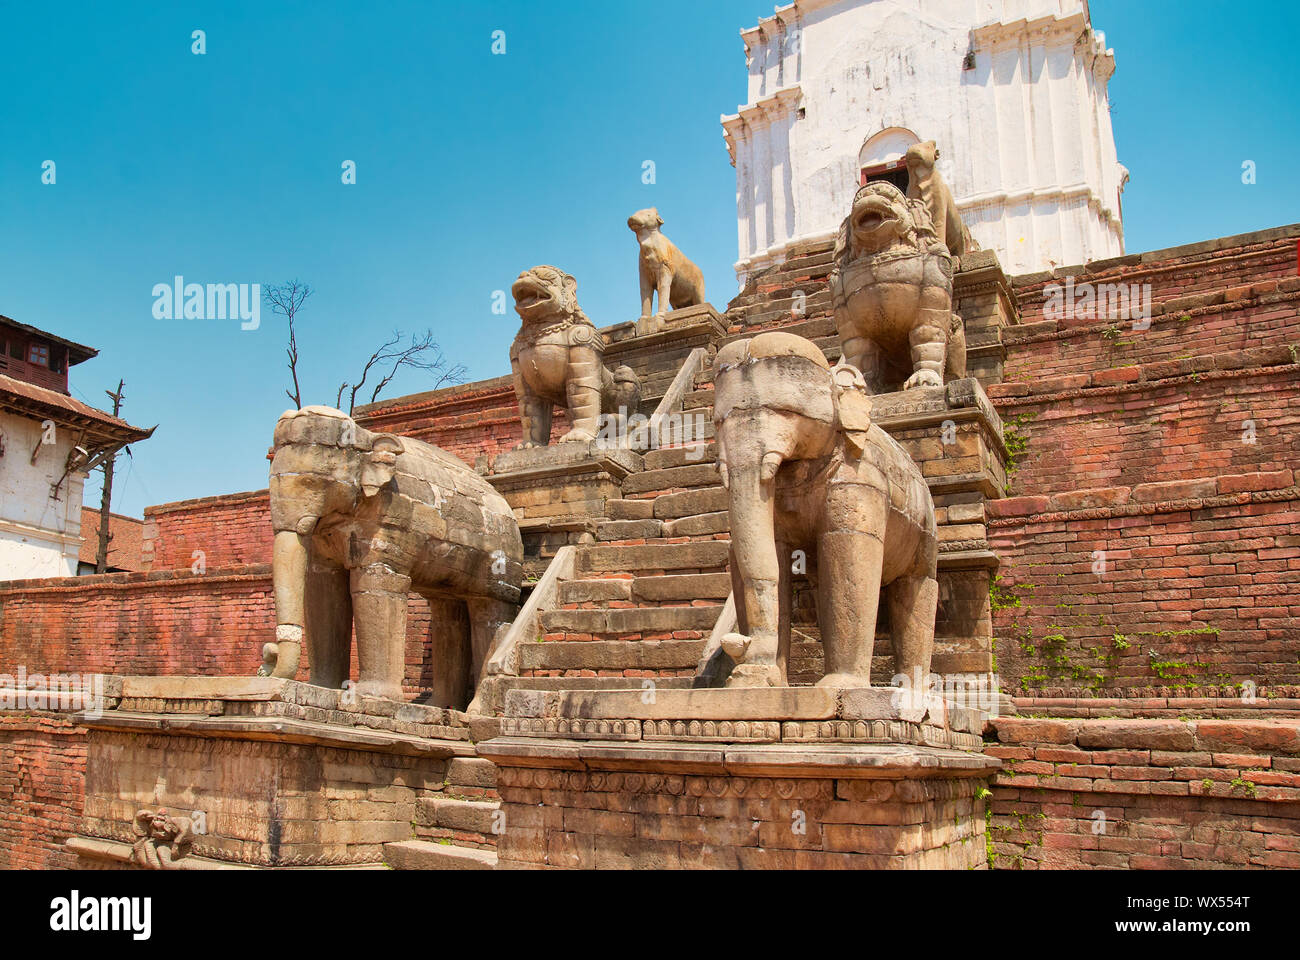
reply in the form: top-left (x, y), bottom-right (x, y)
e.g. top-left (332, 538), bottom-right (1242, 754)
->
top-left (828, 181), bottom-right (967, 393)
top-left (510, 266), bottom-right (641, 447)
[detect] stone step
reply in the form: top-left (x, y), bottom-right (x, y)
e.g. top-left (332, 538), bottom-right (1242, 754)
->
top-left (539, 603), bottom-right (722, 635)
top-left (663, 511), bottom-right (729, 538)
top-left (622, 463), bottom-right (723, 496)
top-left (643, 443), bottom-right (717, 471)
top-left (519, 639), bottom-right (707, 671)
top-left (652, 487), bottom-right (729, 520)
top-left (557, 572), bottom-right (730, 607)
top-left (606, 498), bottom-right (656, 520)
top-left (446, 757), bottom-right (497, 790)
top-left (596, 519), bottom-right (663, 541)
top-left (682, 388), bottom-right (716, 411)
top-left (417, 797), bottom-right (500, 834)
top-left (578, 539), bottom-right (730, 573)
top-left (384, 839), bottom-right (496, 871)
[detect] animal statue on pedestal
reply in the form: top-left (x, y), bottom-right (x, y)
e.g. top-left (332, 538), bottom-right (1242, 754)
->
top-left (705, 331), bottom-right (938, 690)
top-left (829, 181), bottom-right (967, 393)
top-left (628, 208), bottom-right (706, 321)
top-left (510, 266), bottom-right (641, 447)
top-left (263, 406), bottom-right (523, 708)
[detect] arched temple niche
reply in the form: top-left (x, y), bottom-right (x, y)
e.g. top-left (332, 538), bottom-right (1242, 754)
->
top-left (857, 127), bottom-right (919, 192)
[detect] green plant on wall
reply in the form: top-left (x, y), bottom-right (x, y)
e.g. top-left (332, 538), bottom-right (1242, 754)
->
top-left (1001, 412), bottom-right (1038, 496)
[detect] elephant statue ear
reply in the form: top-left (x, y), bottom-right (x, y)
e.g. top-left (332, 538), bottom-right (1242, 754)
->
top-left (361, 435), bottom-right (404, 498)
top-left (832, 359), bottom-right (873, 457)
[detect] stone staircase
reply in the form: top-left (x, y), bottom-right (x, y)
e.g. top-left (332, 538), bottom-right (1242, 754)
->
top-left (529, 363), bottom-right (730, 682)
top-left (384, 756), bottom-right (501, 870)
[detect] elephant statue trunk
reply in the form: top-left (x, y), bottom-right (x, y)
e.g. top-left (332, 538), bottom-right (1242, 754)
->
top-left (718, 445), bottom-right (784, 681)
top-left (264, 529), bottom-right (311, 679)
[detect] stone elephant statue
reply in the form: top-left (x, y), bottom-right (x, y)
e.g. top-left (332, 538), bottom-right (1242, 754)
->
top-left (704, 332), bottom-right (937, 689)
top-left (263, 406), bottom-right (523, 707)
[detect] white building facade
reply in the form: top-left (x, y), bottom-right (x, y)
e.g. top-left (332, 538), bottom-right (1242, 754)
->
top-left (0, 408), bottom-right (88, 579)
top-left (723, 0), bottom-right (1128, 285)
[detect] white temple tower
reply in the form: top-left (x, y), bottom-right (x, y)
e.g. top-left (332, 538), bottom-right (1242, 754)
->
top-left (723, 0), bottom-right (1128, 285)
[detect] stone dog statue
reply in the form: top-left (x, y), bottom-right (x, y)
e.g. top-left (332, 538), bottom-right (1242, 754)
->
top-left (701, 331), bottom-right (938, 689)
top-left (263, 406), bottom-right (523, 709)
top-left (905, 140), bottom-right (978, 258)
top-left (829, 180), bottom-right (967, 393)
top-left (510, 266), bottom-right (641, 447)
top-left (628, 208), bottom-right (706, 320)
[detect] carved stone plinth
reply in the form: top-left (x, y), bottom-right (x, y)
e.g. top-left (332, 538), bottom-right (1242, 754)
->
top-left (489, 443), bottom-right (643, 577)
top-left (477, 687), bottom-right (999, 869)
top-left (65, 677), bottom-right (475, 870)
top-left (870, 377), bottom-right (1008, 680)
top-left (953, 249), bottom-right (1019, 388)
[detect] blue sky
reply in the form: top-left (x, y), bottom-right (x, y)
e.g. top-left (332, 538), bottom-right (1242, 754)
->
top-left (1, 0), bottom-right (1296, 517)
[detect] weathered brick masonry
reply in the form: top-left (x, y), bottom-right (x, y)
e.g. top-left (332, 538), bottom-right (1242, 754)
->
top-left (0, 713), bottom-right (85, 869)
top-left (986, 710), bottom-right (1300, 869)
top-left (2, 225), bottom-right (1298, 870)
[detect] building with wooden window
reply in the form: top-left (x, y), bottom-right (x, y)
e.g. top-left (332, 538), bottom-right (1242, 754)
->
top-left (0, 315), bottom-right (154, 579)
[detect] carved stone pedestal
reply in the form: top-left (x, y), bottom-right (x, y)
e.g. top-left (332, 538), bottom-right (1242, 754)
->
top-left (489, 443), bottom-right (643, 578)
top-left (477, 687), bottom-right (999, 869)
top-left (953, 249), bottom-right (1019, 388)
top-left (65, 677), bottom-right (475, 870)
top-left (870, 377), bottom-right (1008, 682)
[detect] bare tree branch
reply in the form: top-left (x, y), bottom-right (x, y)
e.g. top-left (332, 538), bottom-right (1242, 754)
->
top-left (264, 281), bottom-right (313, 409)
top-left (342, 329), bottom-right (467, 415)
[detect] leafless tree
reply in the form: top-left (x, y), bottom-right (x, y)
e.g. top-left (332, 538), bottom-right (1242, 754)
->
top-left (264, 281), bottom-right (313, 409)
top-left (336, 330), bottom-right (468, 415)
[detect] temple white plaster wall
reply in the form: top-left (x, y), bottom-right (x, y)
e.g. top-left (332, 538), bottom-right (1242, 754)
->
top-left (0, 410), bottom-right (85, 579)
top-left (723, 0), bottom-right (1128, 286)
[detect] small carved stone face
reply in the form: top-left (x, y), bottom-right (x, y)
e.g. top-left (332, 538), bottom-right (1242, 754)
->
top-left (627, 208), bottom-right (664, 233)
top-left (512, 266), bottom-right (575, 324)
top-left (848, 182), bottom-right (912, 254)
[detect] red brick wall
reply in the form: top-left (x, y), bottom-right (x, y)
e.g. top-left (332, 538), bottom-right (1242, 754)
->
top-left (355, 376), bottom-right (552, 468)
top-left (989, 357), bottom-right (1299, 496)
top-left (987, 714), bottom-right (1300, 869)
top-left (145, 491), bottom-right (274, 570)
top-left (988, 473), bottom-right (1300, 694)
top-left (0, 713), bottom-right (85, 869)
top-left (0, 567), bottom-right (449, 700)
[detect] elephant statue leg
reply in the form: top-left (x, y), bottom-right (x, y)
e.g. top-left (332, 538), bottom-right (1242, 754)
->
top-left (305, 554), bottom-right (352, 689)
top-left (817, 486), bottom-right (888, 688)
top-left (350, 564), bottom-right (411, 700)
top-left (427, 596), bottom-right (472, 710)
top-left (466, 597), bottom-right (515, 711)
top-left (887, 571), bottom-right (938, 687)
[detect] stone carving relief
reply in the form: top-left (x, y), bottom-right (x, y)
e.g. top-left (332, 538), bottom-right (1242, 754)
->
top-left (510, 266), bottom-right (641, 447)
top-left (704, 331), bottom-right (937, 689)
top-left (130, 808), bottom-right (193, 869)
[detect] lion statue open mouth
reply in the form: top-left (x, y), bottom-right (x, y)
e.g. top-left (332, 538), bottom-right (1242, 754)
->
top-left (829, 181), bottom-right (967, 393)
top-left (508, 266), bottom-right (641, 448)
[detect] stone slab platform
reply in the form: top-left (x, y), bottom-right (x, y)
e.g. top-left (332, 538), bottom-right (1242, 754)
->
top-left (499, 686), bottom-right (991, 751)
top-left (64, 676), bottom-right (481, 870)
